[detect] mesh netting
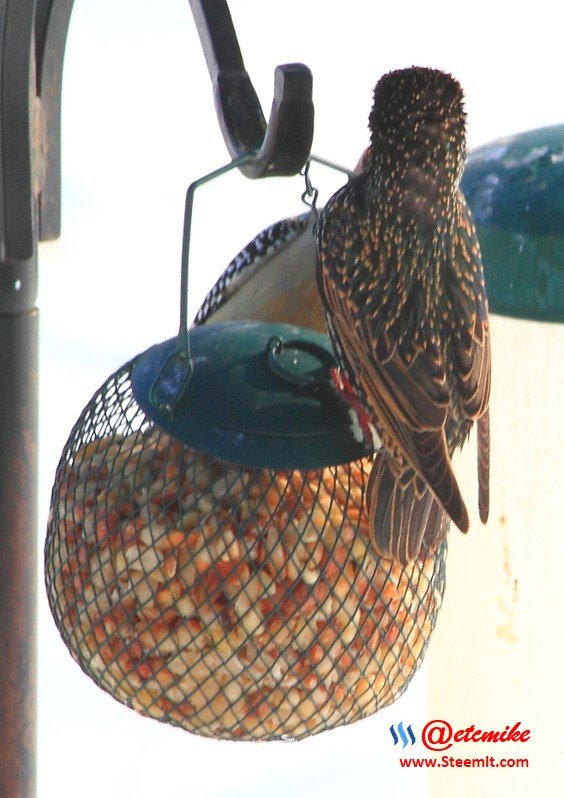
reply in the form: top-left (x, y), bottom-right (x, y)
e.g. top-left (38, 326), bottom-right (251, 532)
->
top-left (45, 359), bottom-right (447, 741)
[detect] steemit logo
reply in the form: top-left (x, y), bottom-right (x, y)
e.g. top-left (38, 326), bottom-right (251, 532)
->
top-left (390, 722), bottom-right (416, 747)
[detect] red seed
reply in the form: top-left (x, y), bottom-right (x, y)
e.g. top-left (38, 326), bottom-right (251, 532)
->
top-left (163, 553), bottom-right (178, 579)
top-left (95, 507), bottom-right (120, 543)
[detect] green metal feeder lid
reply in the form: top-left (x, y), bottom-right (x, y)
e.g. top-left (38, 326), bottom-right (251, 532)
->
top-left (463, 124), bottom-right (564, 323)
top-left (131, 321), bottom-right (373, 470)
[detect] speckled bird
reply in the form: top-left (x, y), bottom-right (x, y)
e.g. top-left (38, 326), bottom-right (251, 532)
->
top-left (192, 213), bottom-right (326, 331)
top-left (317, 66), bottom-right (491, 564)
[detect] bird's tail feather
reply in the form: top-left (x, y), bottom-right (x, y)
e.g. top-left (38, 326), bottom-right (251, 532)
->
top-left (477, 410), bottom-right (490, 524)
top-left (413, 429), bottom-right (469, 533)
top-left (366, 452), bottom-right (450, 564)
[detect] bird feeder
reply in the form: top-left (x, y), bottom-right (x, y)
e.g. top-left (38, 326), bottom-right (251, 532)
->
top-left (45, 141), bottom-right (447, 738)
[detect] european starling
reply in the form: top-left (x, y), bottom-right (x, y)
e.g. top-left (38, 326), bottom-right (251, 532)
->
top-left (316, 66), bottom-right (491, 563)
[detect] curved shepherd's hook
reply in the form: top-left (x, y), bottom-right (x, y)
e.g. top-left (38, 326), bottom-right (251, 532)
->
top-left (188, 0), bottom-right (314, 178)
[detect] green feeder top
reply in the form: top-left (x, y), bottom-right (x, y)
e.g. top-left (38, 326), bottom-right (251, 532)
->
top-left (462, 124), bottom-right (564, 324)
top-left (131, 321), bottom-right (373, 471)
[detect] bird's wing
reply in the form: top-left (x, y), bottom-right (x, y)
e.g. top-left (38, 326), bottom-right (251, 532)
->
top-left (325, 280), bottom-right (470, 533)
top-left (317, 191), bottom-right (469, 532)
top-left (449, 194), bottom-right (491, 522)
top-left (366, 450), bottom-right (450, 563)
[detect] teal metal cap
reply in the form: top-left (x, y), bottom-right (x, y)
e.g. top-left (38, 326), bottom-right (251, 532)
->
top-left (463, 124), bottom-right (564, 323)
top-left (131, 321), bottom-right (373, 470)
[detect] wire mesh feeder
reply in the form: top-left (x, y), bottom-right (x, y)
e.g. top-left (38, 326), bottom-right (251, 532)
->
top-left (45, 323), bottom-right (447, 741)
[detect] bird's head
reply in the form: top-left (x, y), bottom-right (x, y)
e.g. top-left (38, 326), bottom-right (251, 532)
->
top-left (368, 67), bottom-right (467, 198)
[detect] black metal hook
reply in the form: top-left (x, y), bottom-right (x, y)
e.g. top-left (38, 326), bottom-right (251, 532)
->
top-left (188, 0), bottom-right (314, 178)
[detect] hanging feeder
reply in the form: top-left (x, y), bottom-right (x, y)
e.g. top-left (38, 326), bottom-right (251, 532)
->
top-left (45, 147), bottom-right (447, 740)
top-left (45, 320), bottom-right (446, 740)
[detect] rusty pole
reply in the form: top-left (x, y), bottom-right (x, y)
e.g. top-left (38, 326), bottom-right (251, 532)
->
top-left (0, 2), bottom-right (73, 796)
top-left (0, 313), bottom-right (38, 798)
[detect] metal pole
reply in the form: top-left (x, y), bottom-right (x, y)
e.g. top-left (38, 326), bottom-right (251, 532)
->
top-left (0, 0), bottom-right (38, 790)
top-left (0, 1), bottom-right (73, 795)
top-left (0, 302), bottom-right (38, 798)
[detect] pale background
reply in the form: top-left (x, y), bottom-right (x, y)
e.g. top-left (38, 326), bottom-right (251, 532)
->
top-left (38, 1), bottom-right (562, 796)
